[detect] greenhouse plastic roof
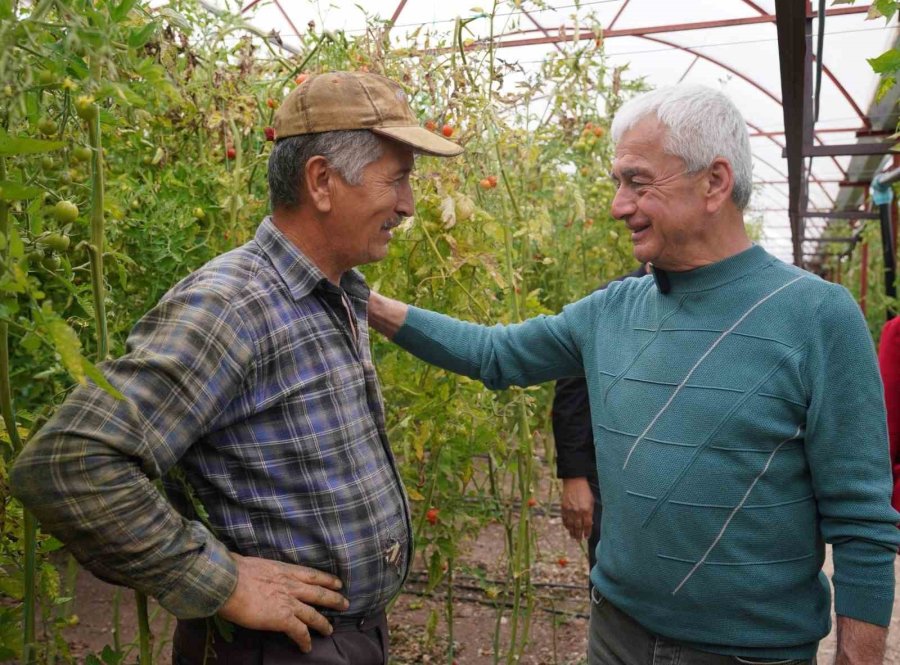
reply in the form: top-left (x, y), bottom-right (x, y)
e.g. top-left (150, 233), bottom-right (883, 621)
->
top-left (205, 0), bottom-right (900, 267)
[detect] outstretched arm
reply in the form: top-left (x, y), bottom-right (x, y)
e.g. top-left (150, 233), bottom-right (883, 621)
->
top-left (368, 289), bottom-right (590, 390)
top-left (368, 290), bottom-right (409, 339)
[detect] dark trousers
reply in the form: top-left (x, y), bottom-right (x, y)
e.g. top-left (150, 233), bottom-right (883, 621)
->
top-left (588, 587), bottom-right (816, 665)
top-left (172, 612), bottom-right (388, 665)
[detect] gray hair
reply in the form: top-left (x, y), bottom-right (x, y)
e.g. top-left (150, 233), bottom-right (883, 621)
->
top-left (610, 85), bottom-right (753, 210)
top-left (267, 130), bottom-right (384, 210)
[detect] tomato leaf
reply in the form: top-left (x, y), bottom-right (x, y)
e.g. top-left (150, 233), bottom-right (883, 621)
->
top-left (0, 180), bottom-right (42, 201)
top-left (128, 21), bottom-right (159, 48)
top-left (45, 315), bottom-right (86, 385)
top-left (111, 0), bottom-right (139, 22)
top-left (0, 130), bottom-right (64, 155)
top-left (82, 359), bottom-right (125, 400)
top-left (868, 49), bottom-right (900, 75)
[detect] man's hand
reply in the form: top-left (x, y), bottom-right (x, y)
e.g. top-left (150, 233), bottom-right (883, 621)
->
top-left (218, 553), bottom-right (349, 653)
top-left (835, 615), bottom-right (888, 665)
top-left (560, 477), bottom-right (594, 541)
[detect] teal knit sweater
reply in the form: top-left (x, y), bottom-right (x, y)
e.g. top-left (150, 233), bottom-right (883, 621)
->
top-left (393, 245), bottom-right (899, 658)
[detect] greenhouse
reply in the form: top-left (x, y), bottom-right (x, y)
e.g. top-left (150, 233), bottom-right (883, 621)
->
top-left (2, 0), bottom-right (900, 663)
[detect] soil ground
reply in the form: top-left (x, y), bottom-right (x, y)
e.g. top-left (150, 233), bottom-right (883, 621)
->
top-left (54, 522), bottom-right (900, 665)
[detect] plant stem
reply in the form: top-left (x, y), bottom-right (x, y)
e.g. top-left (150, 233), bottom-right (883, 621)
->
top-left (22, 510), bottom-right (37, 665)
top-left (112, 586), bottom-right (122, 653)
top-left (445, 557), bottom-right (454, 664)
top-left (136, 590), bottom-right (152, 664)
top-left (86, 108), bottom-right (108, 361)
top-left (0, 155), bottom-right (37, 665)
top-left (0, 156), bottom-right (22, 457)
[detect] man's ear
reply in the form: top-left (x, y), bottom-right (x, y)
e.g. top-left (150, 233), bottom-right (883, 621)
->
top-left (705, 157), bottom-right (735, 213)
top-left (304, 155), bottom-right (333, 214)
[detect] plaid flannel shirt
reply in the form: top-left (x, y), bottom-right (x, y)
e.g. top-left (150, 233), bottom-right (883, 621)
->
top-left (10, 217), bottom-right (413, 619)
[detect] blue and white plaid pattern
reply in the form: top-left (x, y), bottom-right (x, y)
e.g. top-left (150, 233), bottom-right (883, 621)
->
top-left (11, 217), bottom-right (412, 619)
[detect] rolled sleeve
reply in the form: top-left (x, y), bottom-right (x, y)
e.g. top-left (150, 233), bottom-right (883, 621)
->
top-left (10, 287), bottom-right (254, 618)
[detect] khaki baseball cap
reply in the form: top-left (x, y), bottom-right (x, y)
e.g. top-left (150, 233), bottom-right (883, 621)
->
top-left (274, 71), bottom-right (464, 157)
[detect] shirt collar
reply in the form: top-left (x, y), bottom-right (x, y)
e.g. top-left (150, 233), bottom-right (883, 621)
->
top-left (255, 216), bottom-right (370, 301)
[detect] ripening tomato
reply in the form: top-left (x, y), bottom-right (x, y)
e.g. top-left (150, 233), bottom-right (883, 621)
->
top-left (266, 98), bottom-right (278, 109)
top-left (527, 497), bottom-right (537, 508)
top-left (51, 201), bottom-right (78, 224)
top-left (487, 175), bottom-right (497, 187)
top-left (36, 232), bottom-right (71, 252)
top-left (441, 124), bottom-right (454, 137)
top-left (72, 145), bottom-right (92, 163)
top-left (74, 95), bottom-right (97, 121)
top-left (425, 120), bottom-right (436, 131)
top-left (295, 72), bottom-right (309, 85)
top-left (479, 178), bottom-right (493, 190)
top-left (37, 117), bottom-right (56, 136)
top-left (557, 557), bottom-right (568, 567)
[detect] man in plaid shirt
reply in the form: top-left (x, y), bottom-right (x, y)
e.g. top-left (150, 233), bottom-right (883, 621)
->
top-left (11, 72), bottom-right (463, 664)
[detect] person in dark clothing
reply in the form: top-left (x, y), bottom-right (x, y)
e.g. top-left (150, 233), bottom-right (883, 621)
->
top-left (552, 264), bottom-right (647, 572)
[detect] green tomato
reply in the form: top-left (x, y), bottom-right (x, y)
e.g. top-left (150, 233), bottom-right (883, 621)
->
top-left (51, 200), bottom-right (79, 224)
top-left (193, 207), bottom-right (206, 220)
top-left (36, 233), bottom-right (71, 252)
top-left (41, 254), bottom-right (61, 270)
top-left (37, 117), bottom-right (56, 136)
top-left (74, 95), bottom-right (97, 121)
top-left (72, 145), bottom-right (92, 162)
top-left (36, 69), bottom-right (56, 86)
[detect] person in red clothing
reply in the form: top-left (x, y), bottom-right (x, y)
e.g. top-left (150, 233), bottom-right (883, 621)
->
top-left (878, 316), bottom-right (900, 526)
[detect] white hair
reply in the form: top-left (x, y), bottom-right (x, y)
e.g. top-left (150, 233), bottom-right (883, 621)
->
top-left (610, 85), bottom-right (753, 210)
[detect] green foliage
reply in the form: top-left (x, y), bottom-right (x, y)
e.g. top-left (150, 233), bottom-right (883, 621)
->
top-left (0, 0), bottom-right (639, 661)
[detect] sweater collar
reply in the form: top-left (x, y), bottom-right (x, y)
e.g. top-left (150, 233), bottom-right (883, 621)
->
top-left (650, 244), bottom-right (774, 294)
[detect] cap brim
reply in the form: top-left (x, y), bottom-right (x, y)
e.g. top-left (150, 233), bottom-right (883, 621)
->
top-left (372, 126), bottom-right (464, 157)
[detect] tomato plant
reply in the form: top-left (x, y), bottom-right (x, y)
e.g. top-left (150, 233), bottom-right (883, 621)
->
top-left (0, 1), bottom-right (643, 662)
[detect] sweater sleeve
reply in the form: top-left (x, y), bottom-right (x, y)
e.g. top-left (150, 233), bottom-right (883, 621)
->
top-left (877, 317), bottom-right (900, 517)
top-left (804, 284), bottom-right (900, 626)
top-left (10, 288), bottom-right (254, 619)
top-left (393, 297), bottom-right (596, 390)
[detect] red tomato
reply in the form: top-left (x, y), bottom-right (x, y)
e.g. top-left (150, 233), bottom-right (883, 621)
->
top-left (226, 146), bottom-right (236, 160)
top-left (426, 507), bottom-right (439, 525)
top-left (441, 124), bottom-right (454, 137)
top-left (264, 127), bottom-right (275, 141)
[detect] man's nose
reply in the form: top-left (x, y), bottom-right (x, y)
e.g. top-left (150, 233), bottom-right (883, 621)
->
top-left (397, 181), bottom-right (415, 218)
top-left (610, 185), bottom-right (635, 220)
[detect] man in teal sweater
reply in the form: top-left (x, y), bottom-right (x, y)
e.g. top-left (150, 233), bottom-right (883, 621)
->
top-left (369, 85), bottom-right (899, 663)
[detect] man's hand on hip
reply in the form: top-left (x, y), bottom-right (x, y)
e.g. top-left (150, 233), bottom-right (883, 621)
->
top-left (218, 553), bottom-right (350, 653)
top-left (560, 477), bottom-right (594, 541)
